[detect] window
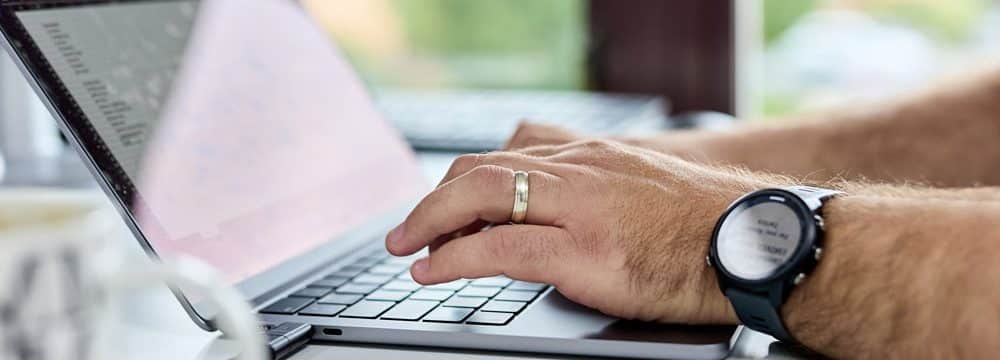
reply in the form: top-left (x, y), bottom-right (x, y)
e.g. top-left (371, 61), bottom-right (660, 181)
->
top-left (302, 0), bottom-right (588, 91)
top-left (759, 0), bottom-right (1000, 118)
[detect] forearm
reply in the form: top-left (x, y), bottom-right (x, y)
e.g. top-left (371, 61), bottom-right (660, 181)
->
top-left (629, 69), bottom-right (1000, 187)
top-left (781, 191), bottom-right (1000, 358)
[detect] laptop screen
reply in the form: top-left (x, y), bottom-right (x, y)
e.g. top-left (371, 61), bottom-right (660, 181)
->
top-left (7, 0), bottom-right (425, 283)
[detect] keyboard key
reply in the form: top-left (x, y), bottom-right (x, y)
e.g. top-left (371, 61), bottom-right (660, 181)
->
top-left (339, 300), bottom-right (394, 318)
top-left (329, 268), bottom-right (365, 278)
top-left (456, 286), bottom-right (501, 298)
top-left (368, 264), bottom-right (407, 275)
top-left (507, 281), bottom-right (547, 292)
top-left (366, 290), bottom-right (410, 302)
top-left (290, 287), bottom-right (332, 298)
top-left (396, 272), bottom-right (414, 281)
top-left (466, 311), bottom-right (514, 325)
top-left (423, 307), bottom-right (475, 323)
top-left (384, 256), bottom-right (419, 266)
top-left (317, 293), bottom-right (362, 305)
top-left (343, 264), bottom-right (368, 272)
top-left (409, 289), bottom-right (454, 301)
top-left (380, 300), bottom-right (438, 321)
top-left (481, 300), bottom-right (526, 313)
top-left (260, 297), bottom-right (313, 314)
top-left (298, 303), bottom-right (346, 317)
top-left (352, 273), bottom-right (394, 284)
top-left (351, 257), bottom-right (381, 268)
top-left (336, 283), bottom-right (380, 294)
top-left (312, 277), bottom-right (349, 288)
top-left (425, 279), bottom-right (469, 291)
top-left (470, 277), bottom-right (512, 288)
top-left (381, 280), bottom-right (421, 292)
top-left (364, 249), bottom-right (389, 260)
top-left (494, 289), bottom-right (537, 302)
top-left (364, 256), bottom-right (389, 264)
top-left (441, 296), bottom-right (488, 308)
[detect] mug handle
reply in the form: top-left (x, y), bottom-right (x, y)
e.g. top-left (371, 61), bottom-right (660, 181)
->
top-left (102, 257), bottom-right (268, 360)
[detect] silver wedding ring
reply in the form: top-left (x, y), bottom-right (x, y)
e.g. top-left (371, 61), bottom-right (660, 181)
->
top-left (511, 171), bottom-right (529, 224)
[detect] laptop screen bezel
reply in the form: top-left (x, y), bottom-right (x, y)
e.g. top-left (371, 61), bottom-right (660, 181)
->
top-left (0, 0), bottom-right (406, 331)
top-left (0, 0), bottom-right (222, 328)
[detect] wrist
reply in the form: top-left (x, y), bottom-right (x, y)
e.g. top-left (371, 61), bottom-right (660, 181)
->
top-left (779, 194), bottom-right (859, 351)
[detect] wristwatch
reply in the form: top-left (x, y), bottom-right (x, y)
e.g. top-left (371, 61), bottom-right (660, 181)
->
top-left (708, 186), bottom-right (842, 342)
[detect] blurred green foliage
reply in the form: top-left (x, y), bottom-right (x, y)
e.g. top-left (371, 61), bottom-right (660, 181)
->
top-left (862, 0), bottom-right (990, 42)
top-left (393, 0), bottom-right (583, 53)
top-left (763, 0), bottom-right (818, 45)
top-left (343, 0), bottom-right (586, 90)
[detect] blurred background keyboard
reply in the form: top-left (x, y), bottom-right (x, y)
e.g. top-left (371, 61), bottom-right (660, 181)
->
top-left (376, 89), bottom-right (669, 152)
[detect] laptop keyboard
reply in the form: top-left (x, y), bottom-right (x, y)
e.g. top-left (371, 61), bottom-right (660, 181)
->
top-left (259, 247), bottom-right (550, 326)
top-left (378, 89), bottom-right (666, 152)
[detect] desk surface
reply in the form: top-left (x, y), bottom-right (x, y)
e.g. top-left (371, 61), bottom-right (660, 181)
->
top-left (23, 151), bottom-right (787, 359)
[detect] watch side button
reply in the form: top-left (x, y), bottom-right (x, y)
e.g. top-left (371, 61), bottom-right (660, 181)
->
top-left (814, 215), bottom-right (826, 230)
top-left (814, 247), bottom-right (823, 261)
top-left (793, 273), bottom-right (807, 286)
top-left (706, 255), bottom-right (712, 267)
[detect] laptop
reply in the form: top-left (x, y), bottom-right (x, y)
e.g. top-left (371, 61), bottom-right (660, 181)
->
top-left (377, 88), bottom-right (668, 152)
top-left (0, 0), bottom-right (737, 358)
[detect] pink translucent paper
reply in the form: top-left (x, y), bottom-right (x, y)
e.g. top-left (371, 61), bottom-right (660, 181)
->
top-left (136, 0), bottom-right (425, 283)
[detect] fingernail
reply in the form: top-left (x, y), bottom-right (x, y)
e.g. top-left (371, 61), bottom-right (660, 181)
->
top-left (386, 223), bottom-right (406, 246)
top-left (411, 257), bottom-right (430, 277)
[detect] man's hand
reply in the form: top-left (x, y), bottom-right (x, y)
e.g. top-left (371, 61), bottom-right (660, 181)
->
top-left (505, 121), bottom-right (700, 159)
top-left (386, 140), bottom-right (774, 324)
top-left (505, 122), bottom-right (582, 150)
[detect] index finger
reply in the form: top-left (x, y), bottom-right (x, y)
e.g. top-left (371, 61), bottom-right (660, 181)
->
top-left (386, 164), bottom-right (565, 256)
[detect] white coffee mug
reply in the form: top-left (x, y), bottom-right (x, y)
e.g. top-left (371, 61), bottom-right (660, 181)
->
top-left (0, 188), bottom-right (266, 360)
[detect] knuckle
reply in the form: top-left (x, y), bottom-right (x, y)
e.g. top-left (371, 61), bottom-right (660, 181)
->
top-left (480, 150), bottom-right (529, 164)
top-left (489, 228), bottom-right (533, 264)
top-left (516, 120), bottom-right (538, 131)
top-left (525, 170), bottom-right (557, 198)
top-left (518, 144), bottom-right (555, 156)
top-left (451, 154), bottom-right (482, 174)
top-left (514, 123), bottom-right (534, 137)
top-left (531, 171), bottom-right (574, 223)
top-left (470, 164), bottom-right (510, 189)
top-left (560, 141), bottom-right (625, 166)
top-left (557, 140), bottom-right (612, 160)
top-left (555, 165), bottom-right (592, 181)
top-left (408, 196), bottom-right (443, 231)
top-left (559, 149), bottom-right (599, 166)
top-left (519, 136), bottom-right (543, 148)
top-left (408, 195), bottom-right (435, 220)
top-left (577, 139), bottom-right (614, 150)
top-left (426, 216), bottom-right (453, 237)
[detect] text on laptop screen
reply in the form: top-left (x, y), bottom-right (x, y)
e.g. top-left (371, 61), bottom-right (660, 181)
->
top-left (14, 0), bottom-right (426, 283)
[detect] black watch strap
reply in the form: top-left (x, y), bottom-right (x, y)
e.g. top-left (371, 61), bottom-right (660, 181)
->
top-left (725, 288), bottom-right (794, 341)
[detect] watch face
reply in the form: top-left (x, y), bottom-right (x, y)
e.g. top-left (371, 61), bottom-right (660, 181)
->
top-left (716, 196), bottom-right (805, 281)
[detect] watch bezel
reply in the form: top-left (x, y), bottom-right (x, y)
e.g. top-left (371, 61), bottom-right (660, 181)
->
top-left (710, 188), bottom-right (821, 287)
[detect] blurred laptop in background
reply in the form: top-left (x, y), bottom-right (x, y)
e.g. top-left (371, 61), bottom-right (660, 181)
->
top-left (303, 0), bottom-right (671, 152)
top-left (377, 89), bottom-right (667, 151)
